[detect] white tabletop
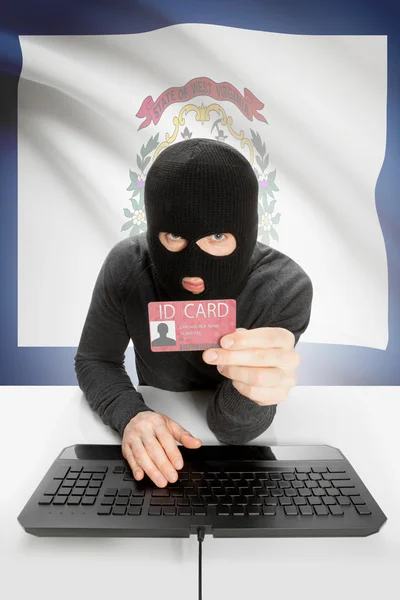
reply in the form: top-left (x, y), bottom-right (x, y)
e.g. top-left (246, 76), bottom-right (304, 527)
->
top-left (2, 385), bottom-right (399, 600)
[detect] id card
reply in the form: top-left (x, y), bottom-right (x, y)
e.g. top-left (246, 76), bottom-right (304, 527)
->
top-left (148, 299), bottom-right (236, 352)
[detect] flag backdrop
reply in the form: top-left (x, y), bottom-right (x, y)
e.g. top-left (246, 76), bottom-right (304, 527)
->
top-left (1, 0), bottom-right (399, 385)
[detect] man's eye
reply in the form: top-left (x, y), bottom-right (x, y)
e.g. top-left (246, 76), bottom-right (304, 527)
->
top-left (211, 233), bottom-right (226, 242)
top-left (167, 233), bottom-right (182, 241)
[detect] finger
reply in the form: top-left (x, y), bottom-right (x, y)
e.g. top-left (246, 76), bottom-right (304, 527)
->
top-left (217, 364), bottom-right (284, 387)
top-left (205, 347), bottom-right (294, 369)
top-left (153, 423), bottom-right (185, 470)
top-left (122, 442), bottom-right (144, 480)
top-left (130, 436), bottom-right (169, 487)
top-left (142, 432), bottom-right (180, 485)
top-left (169, 420), bottom-right (202, 448)
top-left (220, 327), bottom-right (295, 351)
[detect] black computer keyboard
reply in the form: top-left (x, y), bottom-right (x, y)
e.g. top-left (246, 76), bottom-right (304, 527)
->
top-left (37, 463), bottom-right (371, 519)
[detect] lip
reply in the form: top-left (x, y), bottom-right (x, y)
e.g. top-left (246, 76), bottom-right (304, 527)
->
top-left (182, 280), bottom-right (205, 292)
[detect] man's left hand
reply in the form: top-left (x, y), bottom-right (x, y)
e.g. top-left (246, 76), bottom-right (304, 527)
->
top-left (202, 327), bottom-right (300, 406)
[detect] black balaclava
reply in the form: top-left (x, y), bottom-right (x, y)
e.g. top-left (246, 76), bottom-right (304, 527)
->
top-left (144, 138), bottom-right (259, 302)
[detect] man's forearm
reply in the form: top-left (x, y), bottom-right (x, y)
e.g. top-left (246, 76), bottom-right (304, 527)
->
top-left (75, 356), bottom-right (154, 436)
top-left (206, 378), bottom-right (276, 444)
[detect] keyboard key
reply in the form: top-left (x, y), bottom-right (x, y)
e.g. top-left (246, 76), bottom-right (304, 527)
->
top-left (349, 496), bottom-right (366, 505)
top-left (171, 490), bottom-right (184, 497)
top-left (284, 506), bottom-right (298, 515)
top-left (75, 481), bottom-right (88, 488)
top-left (44, 481), bottom-right (61, 496)
top-left (58, 487), bottom-right (71, 496)
top-left (262, 506), bottom-right (276, 515)
top-left (194, 507), bottom-right (207, 515)
top-left (97, 506), bottom-right (112, 515)
top-left (319, 481), bottom-right (332, 488)
top-left (191, 498), bottom-right (205, 507)
top-left (327, 466), bottom-right (346, 473)
top-left (38, 495), bottom-right (52, 505)
top-left (285, 489), bottom-right (297, 497)
top-left (69, 467), bottom-right (82, 474)
top-left (292, 481), bottom-right (304, 489)
top-left (270, 473), bottom-right (282, 481)
top-left (309, 473), bottom-right (322, 480)
top-left (296, 467), bottom-right (312, 473)
top-left (163, 507), bottom-right (177, 516)
top-left (88, 481), bottom-right (102, 488)
top-left (54, 467), bottom-right (70, 479)
top-left (355, 506), bottom-right (372, 516)
top-left (322, 473), bottom-right (350, 481)
top-left (150, 498), bottom-right (175, 506)
top-left (118, 488), bottom-right (132, 497)
top-left (104, 488), bottom-right (118, 497)
top-left (298, 489), bottom-right (312, 496)
top-left (190, 473), bottom-right (202, 480)
top-left (305, 481), bottom-right (318, 488)
top-left (152, 489), bottom-right (170, 497)
top-left (149, 507), bottom-right (162, 516)
top-left (338, 488), bottom-right (360, 496)
top-left (242, 473), bottom-right (254, 480)
top-left (92, 473), bottom-right (105, 481)
top-left (84, 489), bottom-right (99, 496)
top-left (337, 496), bottom-right (351, 506)
top-left (322, 496), bottom-right (337, 505)
top-left (93, 466), bottom-right (108, 473)
top-left (315, 505), bottom-right (329, 515)
top-left (264, 498), bottom-right (278, 506)
top-left (178, 507), bottom-right (192, 516)
top-left (278, 481), bottom-right (291, 489)
top-left (296, 473), bottom-right (308, 481)
top-left (232, 506), bottom-right (246, 515)
top-left (66, 473), bottom-right (79, 480)
top-left (293, 497), bottom-right (307, 506)
top-left (313, 488), bottom-right (326, 496)
top-left (116, 497), bottom-right (129, 506)
top-left (217, 506), bottom-right (230, 515)
top-left (308, 497), bottom-right (322, 505)
top-left (254, 472), bottom-right (268, 480)
top-left (132, 490), bottom-right (145, 497)
top-left (283, 473), bottom-right (295, 481)
top-left (101, 498), bottom-right (115, 505)
top-left (67, 497), bottom-right (81, 505)
top-left (311, 466), bottom-right (328, 473)
top-left (81, 497), bottom-right (96, 506)
top-left (113, 466), bottom-right (125, 474)
top-left (127, 507), bottom-right (142, 516)
top-left (279, 497), bottom-right (293, 506)
top-left (129, 498), bottom-right (144, 506)
top-left (247, 507), bottom-right (261, 516)
top-left (271, 489), bottom-right (284, 497)
top-left (299, 505), bottom-right (313, 516)
top-left (112, 506), bottom-right (127, 516)
top-left (329, 505), bottom-right (344, 516)
top-left (326, 488), bottom-right (340, 496)
top-left (177, 498), bottom-right (190, 506)
top-left (70, 489), bottom-right (84, 496)
top-left (53, 496), bottom-right (67, 505)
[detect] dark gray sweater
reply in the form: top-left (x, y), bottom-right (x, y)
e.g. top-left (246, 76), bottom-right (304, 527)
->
top-left (74, 231), bottom-right (313, 444)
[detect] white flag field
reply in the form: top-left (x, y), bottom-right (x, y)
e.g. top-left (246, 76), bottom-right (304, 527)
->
top-left (17, 25), bottom-right (388, 349)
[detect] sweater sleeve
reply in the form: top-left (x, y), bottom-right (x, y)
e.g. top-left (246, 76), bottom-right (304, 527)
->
top-left (74, 242), bottom-right (155, 437)
top-left (206, 266), bottom-right (313, 445)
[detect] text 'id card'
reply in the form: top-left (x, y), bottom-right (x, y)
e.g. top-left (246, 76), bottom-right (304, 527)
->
top-left (148, 299), bottom-right (236, 352)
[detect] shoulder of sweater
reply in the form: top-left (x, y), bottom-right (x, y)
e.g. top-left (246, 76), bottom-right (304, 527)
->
top-left (249, 241), bottom-right (313, 311)
top-left (103, 231), bottom-right (149, 297)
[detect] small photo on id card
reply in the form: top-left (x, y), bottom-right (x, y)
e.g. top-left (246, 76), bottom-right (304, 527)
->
top-left (148, 299), bottom-right (236, 352)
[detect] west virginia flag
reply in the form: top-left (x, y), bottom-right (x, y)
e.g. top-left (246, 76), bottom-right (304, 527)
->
top-left (17, 27), bottom-right (388, 350)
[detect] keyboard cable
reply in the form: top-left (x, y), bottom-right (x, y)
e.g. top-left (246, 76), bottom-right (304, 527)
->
top-left (197, 526), bottom-right (206, 600)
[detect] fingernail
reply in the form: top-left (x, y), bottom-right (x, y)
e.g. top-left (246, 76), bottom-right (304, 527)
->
top-left (157, 476), bottom-right (166, 486)
top-left (135, 470), bottom-right (142, 479)
top-left (168, 471), bottom-right (177, 481)
top-left (205, 351), bottom-right (218, 362)
top-left (175, 460), bottom-right (183, 469)
top-left (221, 336), bottom-right (234, 348)
top-left (217, 364), bottom-right (224, 373)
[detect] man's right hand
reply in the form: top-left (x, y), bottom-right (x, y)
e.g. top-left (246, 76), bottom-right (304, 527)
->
top-left (122, 411), bottom-right (202, 488)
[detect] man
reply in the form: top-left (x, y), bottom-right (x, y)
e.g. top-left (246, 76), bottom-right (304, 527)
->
top-left (74, 138), bottom-right (313, 489)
